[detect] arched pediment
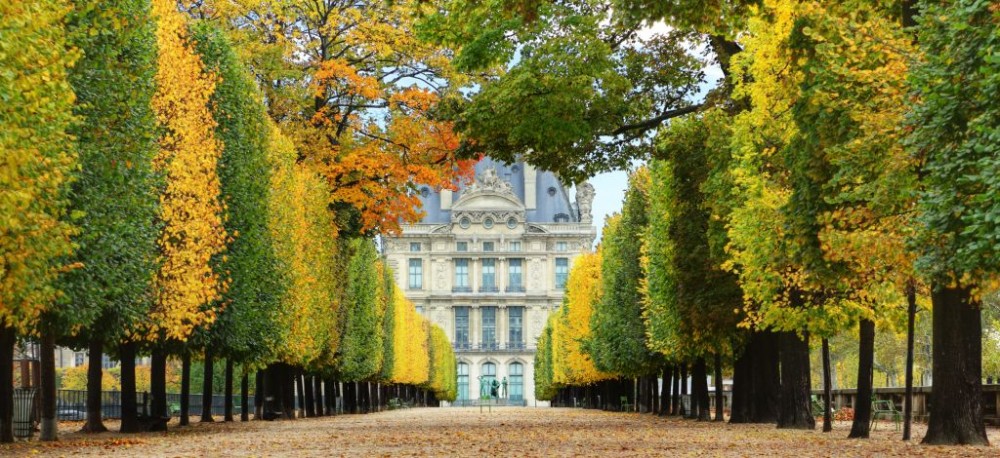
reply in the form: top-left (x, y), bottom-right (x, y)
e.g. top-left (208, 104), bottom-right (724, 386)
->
top-left (452, 192), bottom-right (524, 212)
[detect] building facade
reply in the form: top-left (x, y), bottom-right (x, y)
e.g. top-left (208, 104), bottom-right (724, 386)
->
top-left (384, 158), bottom-right (596, 406)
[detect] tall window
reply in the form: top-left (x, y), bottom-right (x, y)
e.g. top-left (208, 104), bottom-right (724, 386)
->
top-left (481, 258), bottom-right (497, 292)
top-left (455, 307), bottom-right (469, 349)
top-left (457, 363), bottom-right (469, 401)
top-left (508, 307), bottom-right (523, 349)
top-left (507, 259), bottom-right (523, 292)
top-left (481, 362), bottom-right (497, 399)
top-left (555, 257), bottom-right (569, 289)
top-left (481, 306), bottom-right (496, 349)
top-left (408, 259), bottom-right (423, 289)
top-left (509, 362), bottom-right (524, 401)
top-left (454, 259), bottom-right (470, 292)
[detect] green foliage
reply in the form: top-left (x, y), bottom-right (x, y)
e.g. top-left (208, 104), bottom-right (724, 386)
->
top-left (191, 20), bottom-right (285, 368)
top-left (907, 0), bottom-right (1000, 288)
top-left (644, 115), bottom-right (743, 359)
top-left (57, 0), bottom-right (160, 345)
top-left (338, 238), bottom-right (385, 381)
top-left (426, 325), bottom-right (458, 401)
top-left (586, 170), bottom-right (659, 376)
top-left (380, 265), bottom-right (396, 382)
top-left (534, 316), bottom-right (556, 401)
top-left (423, 0), bottom-right (704, 182)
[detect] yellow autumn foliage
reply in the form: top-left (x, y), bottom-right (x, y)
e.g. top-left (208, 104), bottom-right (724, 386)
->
top-left (553, 250), bottom-right (614, 386)
top-left (148, 0), bottom-right (227, 342)
top-left (0, 0), bottom-right (79, 335)
top-left (267, 122), bottom-right (341, 368)
top-left (390, 288), bottom-right (430, 385)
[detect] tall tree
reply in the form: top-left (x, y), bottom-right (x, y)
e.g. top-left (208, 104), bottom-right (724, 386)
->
top-left (907, 0), bottom-right (999, 445)
top-left (587, 170), bottom-right (659, 378)
top-left (338, 239), bottom-right (387, 382)
top-left (146, 0), bottom-right (228, 428)
top-left (191, 19), bottom-right (287, 385)
top-left (203, 0), bottom-right (477, 235)
top-left (60, 0), bottom-right (161, 435)
top-left (0, 0), bottom-right (79, 442)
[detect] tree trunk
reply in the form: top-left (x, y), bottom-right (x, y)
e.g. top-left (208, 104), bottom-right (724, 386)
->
top-left (659, 365), bottom-right (671, 416)
top-left (295, 372), bottom-right (306, 417)
top-left (849, 319), bottom-right (875, 438)
top-left (314, 376), bottom-right (324, 416)
top-left (751, 331), bottom-right (781, 423)
top-left (0, 324), bottom-right (15, 443)
top-left (694, 358), bottom-right (710, 421)
top-left (40, 330), bottom-right (57, 441)
top-left (903, 282), bottom-right (916, 441)
top-left (777, 331), bottom-right (814, 430)
top-left (179, 353), bottom-right (190, 426)
top-left (680, 364), bottom-right (690, 418)
top-left (672, 366), bottom-right (681, 415)
top-left (714, 354), bottom-right (725, 421)
top-left (280, 365), bottom-right (295, 419)
top-left (241, 372), bottom-right (250, 421)
top-left (729, 345), bottom-right (750, 423)
top-left (255, 369), bottom-right (264, 419)
top-left (224, 359), bottom-right (234, 422)
top-left (118, 342), bottom-right (139, 433)
top-left (304, 374), bottom-right (315, 417)
top-left (201, 347), bottom-right (214, 422)
top-left (922, 284), bottom-right (988, 445)
top-left (80, 336), bottom-right (107, 432)
top-left (822, 337), bottom-right (832, 433)
top-left (150, 348), bottom-right (167, 431)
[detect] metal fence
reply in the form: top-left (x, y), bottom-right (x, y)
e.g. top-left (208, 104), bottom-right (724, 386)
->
top-left (55, 390), bottom-right (256, 420)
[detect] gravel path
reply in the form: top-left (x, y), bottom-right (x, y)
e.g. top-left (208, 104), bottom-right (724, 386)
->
top-left (2, 407), bottom-right (999, 457)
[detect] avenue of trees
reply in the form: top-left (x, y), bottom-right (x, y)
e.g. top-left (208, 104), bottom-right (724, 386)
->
top-left (2, 0), bottom-right (998, 450)
top-left (514, 0), bottom-right (998, 446)
top-left (0, 0), bottom-right (460, 443)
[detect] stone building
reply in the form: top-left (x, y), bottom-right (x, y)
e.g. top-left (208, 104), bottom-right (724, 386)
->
top-left (384, 158), bottom-right (596, 406)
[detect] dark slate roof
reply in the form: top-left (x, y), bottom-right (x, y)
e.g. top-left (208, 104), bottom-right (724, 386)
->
top-left (415, 157), bottom-right (577, 224)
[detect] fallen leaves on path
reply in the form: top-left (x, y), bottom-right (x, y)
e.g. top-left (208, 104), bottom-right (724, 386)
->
top-left (1, 408), bottom-right (998, 457)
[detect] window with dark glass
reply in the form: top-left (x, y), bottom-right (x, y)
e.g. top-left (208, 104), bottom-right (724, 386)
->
top-left (456, 241), bottom-right (468, 252)
top-left (508, 306), bottom-right (523, 348)
top-left (455, 306), bottom-right (469, 349)
top-left (509, 362), bottom-right (524, 401)
top-left (481, 306), bottom-right (496, 349)
top-left (480, 258), bottom-right (497, 292)
top-left (507, 259), bottom-right (524, 292)
top-left (483, 241), bottom-right (494, 252)
top-left (457, 363), bottom-right (470, 401)
top-left (555, 257), bottom-right (569, 289)
top-left (408, 258), bottom-right (423, 289)
top-left (453, 258), bottom-right (470, 292)
top-left (481, 362), bottom-right (497, 398)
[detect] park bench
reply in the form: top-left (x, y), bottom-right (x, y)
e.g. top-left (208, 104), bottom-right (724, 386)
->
top-left (871, 399), bottom-right (901, 431)
top-left (811, 395), bottom-right (834, 419)
top-left (620, 396), bottom-right (634, 413)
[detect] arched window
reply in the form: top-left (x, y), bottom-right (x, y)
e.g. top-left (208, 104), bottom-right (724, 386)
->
top-left (481, 362), bottom-right (497, 399)
top-left (457, 363), bottom-right (469, 402)
top-left (509, 362), bottom-right (524, 402)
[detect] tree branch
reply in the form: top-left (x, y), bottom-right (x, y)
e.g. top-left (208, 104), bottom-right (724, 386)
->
top-left (610, 104), bottom-right (703, 136)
